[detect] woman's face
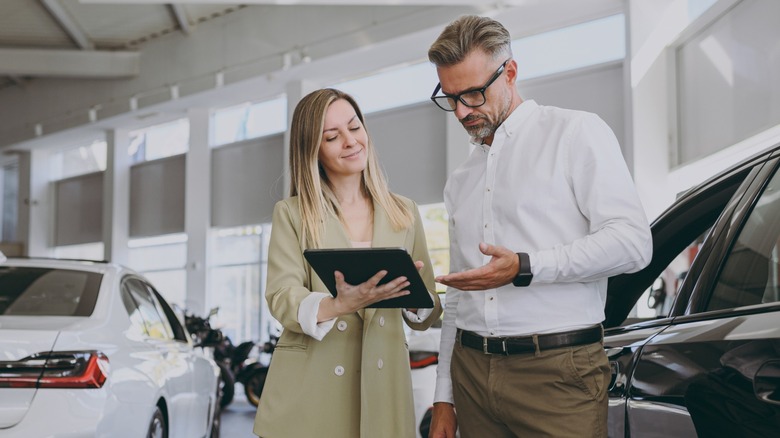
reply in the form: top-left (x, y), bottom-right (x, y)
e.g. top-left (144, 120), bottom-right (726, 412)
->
top-left (317, 98), bottom-right (369, 179)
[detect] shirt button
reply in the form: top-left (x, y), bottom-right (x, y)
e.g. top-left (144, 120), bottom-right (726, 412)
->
top-left (484, 224), bottom-right (488, 228)
top-left (377, 359), bottom-right (384, 369)
top-left (379, 316), bottom-right (385, 327)
top-left (490, 331), bottom-right (495, 336)
top-left (489, 296), bottom-right (494, 301)
top-left (337, 320), bottom-right (347, 331)
top-left (335, 366), bottom-right (345, 376)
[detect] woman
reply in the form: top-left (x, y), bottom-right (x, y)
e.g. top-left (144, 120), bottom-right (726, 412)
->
top-left (253, 88), bottom-right (442, 438)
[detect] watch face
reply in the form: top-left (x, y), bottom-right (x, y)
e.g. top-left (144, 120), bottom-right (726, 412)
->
top-left (513, 273), bottom-right (532, 287)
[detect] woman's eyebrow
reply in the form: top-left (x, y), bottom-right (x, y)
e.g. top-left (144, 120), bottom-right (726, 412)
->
top-left (323, 115), bottom-right (358, 133)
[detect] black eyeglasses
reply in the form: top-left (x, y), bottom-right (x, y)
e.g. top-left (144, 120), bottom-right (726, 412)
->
top-left (430, 58), bottom-right (510, 112)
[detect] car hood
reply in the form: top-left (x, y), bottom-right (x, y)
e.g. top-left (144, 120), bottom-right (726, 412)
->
top-left (0, 328), bottom-right (60, 428)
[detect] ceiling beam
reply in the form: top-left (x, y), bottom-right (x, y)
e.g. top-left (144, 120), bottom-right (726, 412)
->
top-left (169, 4), bottom-right (192, 35)
top-left (41, 0), bottom-right (95, 50)
top-left (0, 49), bottom-right (139, 78)
top-left (82, 0), bottom-right (524, 5)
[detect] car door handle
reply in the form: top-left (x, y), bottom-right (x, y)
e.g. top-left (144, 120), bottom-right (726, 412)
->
top-left (754, 359), bottom-right (780, 405)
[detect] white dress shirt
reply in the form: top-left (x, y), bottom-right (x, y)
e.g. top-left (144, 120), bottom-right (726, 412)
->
top-left (434, 100), bottom-right (652, 404)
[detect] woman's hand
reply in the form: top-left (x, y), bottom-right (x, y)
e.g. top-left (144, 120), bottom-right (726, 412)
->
top-left (329, 269), bottom-right (411, 316)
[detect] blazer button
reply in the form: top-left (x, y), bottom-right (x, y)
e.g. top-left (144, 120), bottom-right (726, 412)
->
top-left (379, 316), bottom-right (385, 327)
top-left (334, 366), bottom-right (345, 376)
top-left (337, 320), bottom-right (348, 331)
top-left (377, 359), bottom-right (383, 369)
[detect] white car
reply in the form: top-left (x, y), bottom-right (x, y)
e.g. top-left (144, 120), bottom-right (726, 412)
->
top-left (0, 258), bottom-right (221, 438)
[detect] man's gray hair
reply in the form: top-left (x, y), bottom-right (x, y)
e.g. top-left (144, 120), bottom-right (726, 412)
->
top-left (428, 15), bottom-right (513, 67)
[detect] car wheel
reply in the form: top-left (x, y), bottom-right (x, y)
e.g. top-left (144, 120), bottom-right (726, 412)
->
top-left (218, 363), bottom-right (235, 408)
top-left (243, 368), bottom-right (268, 407)
top-left (147, 407), bottom-right (167, 438)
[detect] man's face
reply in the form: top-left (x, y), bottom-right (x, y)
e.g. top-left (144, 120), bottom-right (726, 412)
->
top-left (436, 50), bottom-right (512, 143)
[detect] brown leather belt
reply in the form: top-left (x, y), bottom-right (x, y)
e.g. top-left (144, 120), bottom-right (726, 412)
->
top-left (457, 325), bottom-right (603, 355)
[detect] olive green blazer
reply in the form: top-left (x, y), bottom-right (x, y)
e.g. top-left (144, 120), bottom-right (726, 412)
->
top-left (254, 195), bottom-right (442, 438)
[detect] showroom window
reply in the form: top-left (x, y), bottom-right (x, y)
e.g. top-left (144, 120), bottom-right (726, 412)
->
top-left (128, 234), bottom-right (187, 308)
top-left (128, 118), bottom-right (189, 163)
top-left (419, 202), bottom-right (450, 293)
top-left (211, 97), bottom-right (287, 147)
top-left (51, 140), bottom-right (107, 261)
top-left (208, 224), bottom-right (270, 343)
top-left (676, 0), bottom-right (780, 165)
top-left (1, 161), bottom-right (18, 242)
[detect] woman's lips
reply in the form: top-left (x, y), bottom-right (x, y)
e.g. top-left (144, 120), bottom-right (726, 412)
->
top-left (342, 148), bottom-right (363, 159)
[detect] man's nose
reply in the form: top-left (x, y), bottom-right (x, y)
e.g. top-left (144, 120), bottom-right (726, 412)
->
top-left (454, 100), bottom-right (472, 119)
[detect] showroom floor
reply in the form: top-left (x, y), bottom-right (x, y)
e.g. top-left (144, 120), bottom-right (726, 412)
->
top-left (221, 391), bottom-right (257, 437)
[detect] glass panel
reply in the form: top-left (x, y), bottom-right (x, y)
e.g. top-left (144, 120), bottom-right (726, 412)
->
top-left (208, 264), bottom-right (261, 343)
top-left (127, 237), bottom-right (187, 272)
top-left (512, 14), bottom-right (625, 80)
top-left (49, 140), bottom-right (107, 180)
top-left (677, 0), bottom-right (780, 165)
top-left (0, 267), bottom-right (102, 316)
top-left (123, 278), bottom-right (173, 340)
top-left (143, 270), bottom-right (186, 310)
top-left (212, 226), bottom-right (262, 266)
top-left (128, 119), bottom-right (189, 163)
top-left (211, 97), bottom-right (286, 147)
top-left (2, 162), bottom-right (18, 242)
top-left (708, 169), bottom-right (780, 311)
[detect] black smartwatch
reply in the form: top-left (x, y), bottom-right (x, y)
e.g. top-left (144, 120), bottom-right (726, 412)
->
top-left (512, 252), bottom-right (533, 287)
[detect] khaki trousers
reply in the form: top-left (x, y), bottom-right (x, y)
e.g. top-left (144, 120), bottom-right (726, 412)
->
top-left (451, 338), bottom-right (609, 438)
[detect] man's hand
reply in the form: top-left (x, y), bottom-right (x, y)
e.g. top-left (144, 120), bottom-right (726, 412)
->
top-left (429, 402), bottom-right (457, 438)
top-left (435, 242), bottom-right (519, 290)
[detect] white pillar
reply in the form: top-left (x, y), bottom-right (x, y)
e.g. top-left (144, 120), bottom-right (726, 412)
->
top-left (18, 149), bottom-right (53, 257)
top-left (185, 108), bottom-right (211, 316)
top-left (103, 129), bottom-right (131, 265)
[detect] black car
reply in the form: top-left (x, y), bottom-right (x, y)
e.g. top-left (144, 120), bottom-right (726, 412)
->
top-left (604, 144), bottom-right (780, 437)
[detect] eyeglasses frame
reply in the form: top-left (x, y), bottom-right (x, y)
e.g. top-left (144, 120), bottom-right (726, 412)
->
top-left (430, 58), bottom-right (511, 112)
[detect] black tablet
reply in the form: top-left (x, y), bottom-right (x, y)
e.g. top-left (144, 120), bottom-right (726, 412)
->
top-left (303, 247), bottom-right (434, 309)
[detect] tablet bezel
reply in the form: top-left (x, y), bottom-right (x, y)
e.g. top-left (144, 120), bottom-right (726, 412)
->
top-left (303, 247), bottom-right (434, 309)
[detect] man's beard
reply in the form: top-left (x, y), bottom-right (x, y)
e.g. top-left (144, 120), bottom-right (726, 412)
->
top-left (459, 94), bottom-right (511, 142)
top-left (460, 114), bottom-right (497, 142)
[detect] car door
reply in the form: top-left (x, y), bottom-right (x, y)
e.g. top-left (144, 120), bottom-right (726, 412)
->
top-left (623, 156), bottom-right (780, 437)
top-left (603, 150), bottom-right (778, 437)
top-left (122, 277), bottom-right (195, 438)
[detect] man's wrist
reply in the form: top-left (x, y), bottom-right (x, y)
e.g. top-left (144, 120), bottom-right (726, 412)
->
top-left (512, 252), bottom-right (533, 287)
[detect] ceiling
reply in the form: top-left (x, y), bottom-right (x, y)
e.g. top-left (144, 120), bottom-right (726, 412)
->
top-left (0, 0), bottom-right (624, 149)
top-left (0, 0), bottom-right (247, 87)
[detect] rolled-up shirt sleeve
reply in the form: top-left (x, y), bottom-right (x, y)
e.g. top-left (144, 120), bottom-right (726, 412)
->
top-left (297, 292), bottom-right (337, 341)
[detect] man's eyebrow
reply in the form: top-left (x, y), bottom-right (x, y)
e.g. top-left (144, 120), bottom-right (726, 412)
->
top-left (323, 115), bottom-right (358, 133)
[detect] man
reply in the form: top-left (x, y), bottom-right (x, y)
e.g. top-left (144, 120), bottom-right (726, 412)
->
top-left (427, 15), bottom-right (652, 438)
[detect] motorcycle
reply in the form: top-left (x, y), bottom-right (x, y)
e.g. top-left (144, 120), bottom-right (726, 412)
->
top-left (184, 307), bottom-right (235, 409)
top-left (214, 333), bottom-right (277, 407)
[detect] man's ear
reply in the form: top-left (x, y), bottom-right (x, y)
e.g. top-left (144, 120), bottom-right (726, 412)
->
top-left (505, 59), bottom-right (519, 84)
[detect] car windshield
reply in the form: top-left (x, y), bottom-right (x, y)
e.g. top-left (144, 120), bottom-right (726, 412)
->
top-left (0, 267), bottom-right (103, 316)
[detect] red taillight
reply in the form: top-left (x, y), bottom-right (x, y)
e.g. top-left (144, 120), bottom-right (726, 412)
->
top-left (410, 351), bottom-right (439, 369)
top-left (0, 351), bottom-right (109, 389)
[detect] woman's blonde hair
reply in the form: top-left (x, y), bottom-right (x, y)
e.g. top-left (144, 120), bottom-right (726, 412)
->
top-left (288, 88), bottom-right (413, 248)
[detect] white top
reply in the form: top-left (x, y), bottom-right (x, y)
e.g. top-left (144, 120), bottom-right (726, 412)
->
top-left (434, 100), bottom-right (652, 404)
top-left (298, 241), bottom-right (433, 340)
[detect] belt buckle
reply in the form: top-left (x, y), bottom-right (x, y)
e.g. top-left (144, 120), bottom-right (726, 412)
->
top-left (483, 337), bottom-right (508, 355)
